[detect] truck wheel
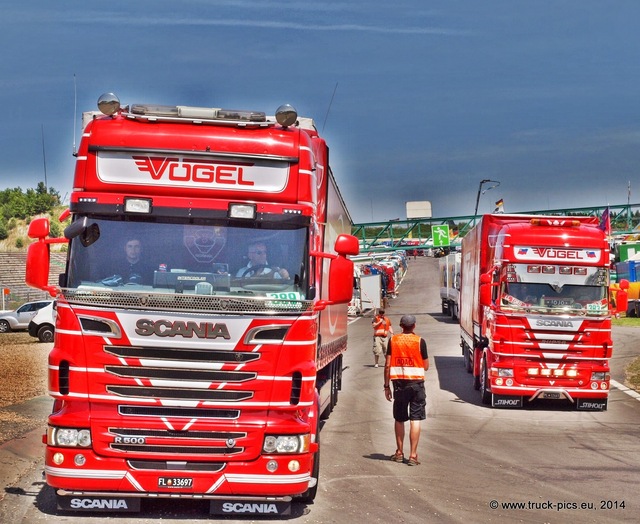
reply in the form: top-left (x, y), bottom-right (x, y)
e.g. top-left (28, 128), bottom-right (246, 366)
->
top-left (451, 303), bottom-right (458, 321)
top-left (463, 346), bottom-right (473, 373)
top-left (330, 359), bottom-right (339, 410)
top-left (0, 320), bottom-right (10, 333)
top-left (37, 324), bottom-right (54, 343)
top-left (480, 358), bottom-right (492, 405)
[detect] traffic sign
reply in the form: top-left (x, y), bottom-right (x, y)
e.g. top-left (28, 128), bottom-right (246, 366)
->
top-left (432, 225), bottom-right (450, 247)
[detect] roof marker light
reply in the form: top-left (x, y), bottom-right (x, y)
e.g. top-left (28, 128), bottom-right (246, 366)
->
top-left (97, 93), bottom-right (121, 116)
top-left (275, 104), bottom-right (298, 127)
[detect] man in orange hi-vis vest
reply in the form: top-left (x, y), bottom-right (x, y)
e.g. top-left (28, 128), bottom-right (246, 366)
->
top-left (384, 314), bottom-right (429, 466)
top-left (371, 309), bottom-right (392, 368)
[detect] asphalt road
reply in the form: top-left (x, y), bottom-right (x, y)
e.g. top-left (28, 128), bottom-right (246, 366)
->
top-left (1, 256), bottom-right (639, 523)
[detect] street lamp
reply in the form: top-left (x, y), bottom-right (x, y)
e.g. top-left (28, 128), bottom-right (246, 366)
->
top-left (474, 179), bottom-right (500, 223)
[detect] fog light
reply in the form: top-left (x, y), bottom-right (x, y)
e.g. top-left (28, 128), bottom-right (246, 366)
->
top-left (53, 452), bottom-right (64, 465)
top-left (74, 454), bottom-right (86, 466)
top-left (288, 460), bottom-right (301, 472)
top-left (591, 382), bottom-right (598, 389)
top-left (495, 378), bottom-right (503, 386)
top-left (266, 460), bottom-right (278, 472)
top-left (601, 382), bottom-right (608, 390)
top-left (506, 378), bottom-right (514, 386)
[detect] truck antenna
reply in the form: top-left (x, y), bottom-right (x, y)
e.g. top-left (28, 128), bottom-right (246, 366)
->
top-left (322, 82), bottom-right (338, 133)
top-left (41, 124), bottom-right (47, 191)
top-left (72, 73), bottom-right (77, 156)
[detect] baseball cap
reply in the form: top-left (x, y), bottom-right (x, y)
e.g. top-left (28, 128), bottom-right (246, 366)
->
top-left (400, 314), bottom-right (416, 327)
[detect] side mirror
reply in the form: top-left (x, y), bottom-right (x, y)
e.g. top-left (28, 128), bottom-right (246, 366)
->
top-left (479, 271), bottom-right (493, 307)
top-left (312, 234), bottom-right (359, 310)
top-left (26, 216), bottom-right (60, 296)
top-left (615, 279), bottom-right (629, 314)
top-left (329, 234), bottom-right (358, 304)
top-left (334, 234), bottom-right (359, 257)
top-left (327, 254), bottom-right (355, 304)
top-left (64, 217), bottom-right (100, 247)
top-left (26, 239), bottom-right (55, 295)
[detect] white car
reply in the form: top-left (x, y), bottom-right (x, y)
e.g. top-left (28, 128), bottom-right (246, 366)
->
top-left (0, 300), bottom-right (53, 334)
top-left (28, 301), bottom-right (56, 342)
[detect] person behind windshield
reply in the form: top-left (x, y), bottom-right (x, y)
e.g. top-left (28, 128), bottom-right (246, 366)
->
top-left (235, 241), bottom-right (289, 279)
top-left (110, 238), bottom-right (154, 284)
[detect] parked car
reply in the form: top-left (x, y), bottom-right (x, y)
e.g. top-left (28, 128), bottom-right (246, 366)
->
top-left (28, 301), bottom-right (56, 342)
top-left (0, 300), bottom-right (53, 333)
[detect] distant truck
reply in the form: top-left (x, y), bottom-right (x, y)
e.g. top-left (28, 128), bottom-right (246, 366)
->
top-left (439, 253), bottom-right (461, 321)
top-left (460, 214), bottom-right (627, 410)
top-left (614, 259), bottom-right (640, 316)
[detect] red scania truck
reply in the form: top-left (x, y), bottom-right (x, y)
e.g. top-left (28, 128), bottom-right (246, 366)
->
top-left (25, 93), bottom-right (358, 515)
top-left (460, 214), bottom-right (625, 410)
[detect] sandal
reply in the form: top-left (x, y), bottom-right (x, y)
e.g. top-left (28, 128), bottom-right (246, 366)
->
top-left (407, 457), bottom-right (421, 466)
top-left (390, 451), bottom-right (404, 463)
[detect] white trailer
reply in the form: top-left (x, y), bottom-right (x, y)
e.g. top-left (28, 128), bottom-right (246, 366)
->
top-left (439, 252), bottom-right (461, 321)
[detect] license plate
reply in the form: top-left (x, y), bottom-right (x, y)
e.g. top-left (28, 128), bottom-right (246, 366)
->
top-left (158, 477), bottom-right (193, 488)
top-left (543, 392), bottom-right (561, 399)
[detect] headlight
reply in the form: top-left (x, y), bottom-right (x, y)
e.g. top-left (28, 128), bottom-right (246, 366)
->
top-left (491, 368), bottom-right (514, 377)
top-left (591, 372), bottom-right (610, 381)
top-left (48, 426), bottom-right (92, 447)
top-left (263, 434), bottom-right (310, 454)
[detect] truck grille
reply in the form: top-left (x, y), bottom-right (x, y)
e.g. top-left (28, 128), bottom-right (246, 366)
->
top-left (62, 288), bottom-right (313, 315)
top-left (107, 385), bottom-right (253, 401)
top-left (119, 406), bottom-right (240, 419)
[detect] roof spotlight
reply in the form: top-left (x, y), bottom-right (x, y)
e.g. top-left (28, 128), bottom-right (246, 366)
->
top-left (275, 104), bottom-right (297, 127)
top-left (97, 93), bottom-right (121, 116)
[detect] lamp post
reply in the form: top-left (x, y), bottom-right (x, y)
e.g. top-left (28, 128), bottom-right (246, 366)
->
top-left (473, 179), bottom-right (500, 224)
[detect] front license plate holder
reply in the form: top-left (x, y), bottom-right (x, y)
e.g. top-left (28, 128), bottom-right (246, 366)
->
top-left (158, 477), bottom-right (193, 488)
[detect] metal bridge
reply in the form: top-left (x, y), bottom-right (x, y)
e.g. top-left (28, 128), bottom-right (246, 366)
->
top-left (352, 203), bottom-right (640, 253)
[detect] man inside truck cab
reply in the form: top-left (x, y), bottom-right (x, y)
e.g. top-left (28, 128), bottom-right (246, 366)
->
top-left (235, 241), bottom-right (290, 279)
top-left (111, 238), bottom-right (154, 285)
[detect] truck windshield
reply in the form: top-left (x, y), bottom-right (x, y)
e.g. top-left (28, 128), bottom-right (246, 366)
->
top-left (500, 264), bottom-right (608, 315)
top-left (65, 218), bottom-right (309, 300)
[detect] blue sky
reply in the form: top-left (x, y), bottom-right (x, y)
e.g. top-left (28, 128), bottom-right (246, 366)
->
top-left (1, 1), bottom-right (639, 223)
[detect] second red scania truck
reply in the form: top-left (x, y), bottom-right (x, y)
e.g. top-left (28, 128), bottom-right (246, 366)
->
top-left (25, 93), bottom-right (358, 515)
top-left (460, 214), bottom-right (625, 410)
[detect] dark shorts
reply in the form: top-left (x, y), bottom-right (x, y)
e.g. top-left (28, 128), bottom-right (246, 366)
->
top-left (392, 381), bottom-right (426, 422)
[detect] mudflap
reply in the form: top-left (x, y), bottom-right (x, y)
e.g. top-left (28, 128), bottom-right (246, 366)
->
top-left (577, 398), bottom-right (608, 411)
top-left (210, 499), bottom-right (292, 516)
top-left (57, 494), bottom-right (140, 512)
top-left (492, 395), bottom-right (523, 408)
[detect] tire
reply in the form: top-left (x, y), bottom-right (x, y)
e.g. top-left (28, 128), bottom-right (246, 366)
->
top-left (0, 320), bottom-right (10, 333)
top-left (37, 324), bottom-right (55, 343)
top-left (463, 345), bottom-right (473, 373)
top-left (480, 357), bottom-right (492, 405)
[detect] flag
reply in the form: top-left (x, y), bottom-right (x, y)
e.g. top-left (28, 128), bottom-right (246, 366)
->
top-left (494, 198), bottom-right (504, 213)
top-left (598, 206), bottom-right (610, 234)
